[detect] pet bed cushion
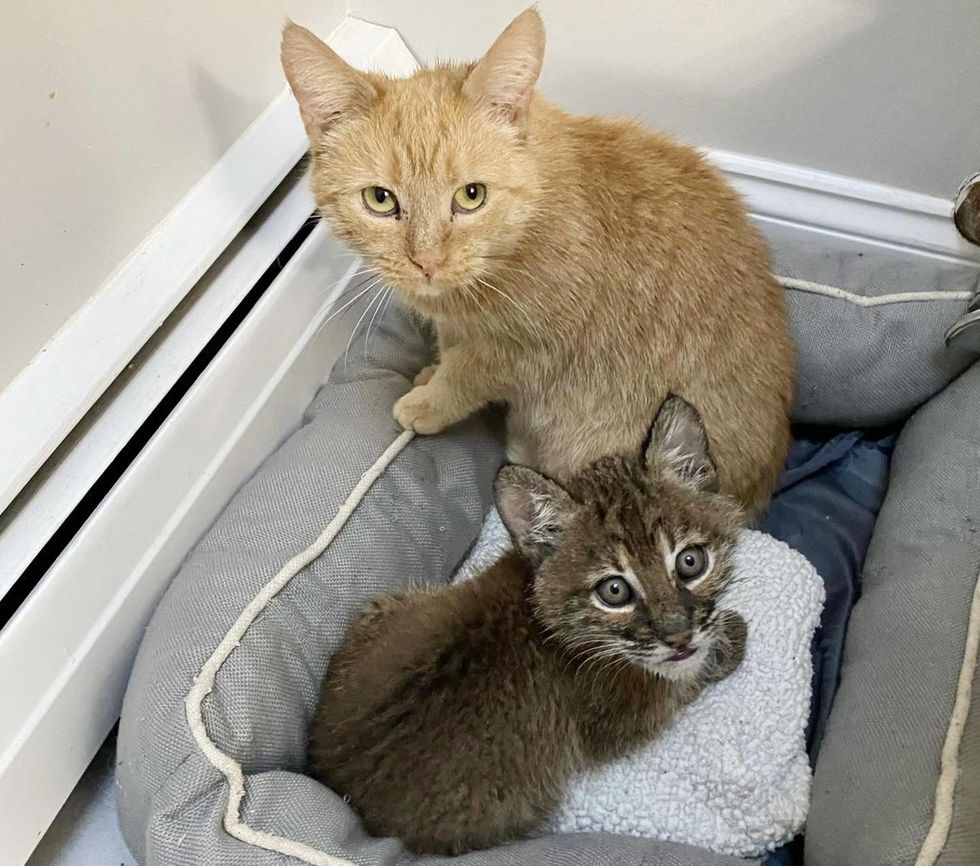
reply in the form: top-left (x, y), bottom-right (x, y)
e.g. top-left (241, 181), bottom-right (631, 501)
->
top-left (117, 307), bottom-right (742, 866)
top-left (118, 235), bottom-right (980, 866)
top-left (456, 520), bottom-right (824, 858)
top-left (804, 361), bottom-right (980, 866)
top-left (769, 226), bottom-right (979, 426)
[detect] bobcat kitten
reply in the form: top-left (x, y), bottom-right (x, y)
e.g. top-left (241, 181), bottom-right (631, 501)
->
top-left (308, 396), bottom-right (747, 855)
top-left (281, 9), bottom-right (794, 515)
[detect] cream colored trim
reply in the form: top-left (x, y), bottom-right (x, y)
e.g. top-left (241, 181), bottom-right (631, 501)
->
top-left (915, 572), bottom-right (980, 866)
top-left (184, 430), bottom-right (414, 866)
top-left (779, 276), bottom-right (972, 308)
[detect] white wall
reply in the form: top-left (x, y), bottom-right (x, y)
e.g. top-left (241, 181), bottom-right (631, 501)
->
top-left (4, 1), bottom-right (977, 393)
top-left (0, 0), bottom-right (345, 391)
top-left (352, 0), bottom-right (979, 200)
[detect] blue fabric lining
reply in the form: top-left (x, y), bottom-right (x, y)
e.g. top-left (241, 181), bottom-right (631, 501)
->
top-left (759, 428), bottom-right (897, 865)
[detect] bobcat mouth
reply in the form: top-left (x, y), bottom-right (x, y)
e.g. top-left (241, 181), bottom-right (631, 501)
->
top-left (630, 633), bottom-right (709, 679)
top-left (666, 647), bottom-right (697, 662)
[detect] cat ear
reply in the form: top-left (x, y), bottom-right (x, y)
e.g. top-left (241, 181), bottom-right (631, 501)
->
top-left (463, 8), bottom-right (545, 134)
top-left (643, 394), bottom-right (719, 492)
top-left (495, 465), bottom-right (575, 563)
top-left (281, 21), bottom-right (379, 139)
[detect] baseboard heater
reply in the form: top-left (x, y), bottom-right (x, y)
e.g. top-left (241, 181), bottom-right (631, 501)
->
top-left (0, 168), bottom-right (369, 863)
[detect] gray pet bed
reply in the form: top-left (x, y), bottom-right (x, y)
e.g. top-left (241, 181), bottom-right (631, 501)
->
top-left (117, 233), bottom-right (980, 866)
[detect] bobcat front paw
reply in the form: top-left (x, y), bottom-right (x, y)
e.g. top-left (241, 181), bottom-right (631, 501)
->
top-left (413, 364), bottom-right (438, 387)
top-left (393, 385), bottom-right (455, 435)
top-left (704, 609), bottom-right (748, 683)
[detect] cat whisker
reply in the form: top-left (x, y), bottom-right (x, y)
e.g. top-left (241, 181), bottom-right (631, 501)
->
top-left (474, 277), bottom-right (549, 344)
top-left (456, 280), bottom-right (480, 309)
top-left (472, 270), bottom-right (551, 341)
top-left (316, 278), bottom-right (378, 321)
top-left (319, 272), bottom-right (379, 316)
top-left (478, 258), bottom-right (540, 283)
top-left (315, 291), bottom-right (377, 345)
top-left (320, 267), bottom-right (377, 295)
top-left (379, 286), bottom-right (397, 324)
top-left (314, 277), bottom-right (384, 341)
top-left (316, 257), bottom-right (376, 297)
top-left (364, 286), bottom-right (393, 356)
top-left (344, 283), bottom-right (388, 373)
top-left (472, 276), bottom-right (534, 321)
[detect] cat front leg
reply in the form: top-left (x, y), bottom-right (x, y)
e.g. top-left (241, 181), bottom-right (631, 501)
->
top-left (393, 347), bottom-right (496, 435)
top-left (412, 321), bottom-right (461, 387)
top-left (413, 365), bottom-right (438, 386)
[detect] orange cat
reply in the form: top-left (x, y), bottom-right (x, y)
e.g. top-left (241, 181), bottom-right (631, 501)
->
top-left (281, 9), bottom-right (794, 514)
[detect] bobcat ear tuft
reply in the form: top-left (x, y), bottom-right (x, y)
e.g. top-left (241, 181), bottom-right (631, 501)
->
top-left (495, 465), bottom-right (575, 563)
top-left (642, 394), bottom-right (719, 492)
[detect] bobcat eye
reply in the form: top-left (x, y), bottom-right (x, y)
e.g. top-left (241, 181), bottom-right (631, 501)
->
top-left (594, 576), bottom-right (634, 607)
top-left (362, 186), bottom-right (399, 216)
top-left (675, 545), bottom-right (708, 581)
top-left (452, 183), bottom-right (487, 213)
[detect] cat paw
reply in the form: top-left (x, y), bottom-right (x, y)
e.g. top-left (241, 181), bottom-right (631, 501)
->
top-left (393, 385), bottom-right (454, 435)
top-left (413, 364), bottom-right (438, 386)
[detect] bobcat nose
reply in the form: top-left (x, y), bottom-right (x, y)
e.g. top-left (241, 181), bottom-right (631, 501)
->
top-left (410, 249), bottom-right (445, 280)
top-left (662, 629), bottom-right (693, 649)
top-left (661, 615), bottom-right (692, 648)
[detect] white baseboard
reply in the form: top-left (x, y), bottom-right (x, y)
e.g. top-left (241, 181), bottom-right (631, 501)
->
top-left (708, 150), bottom-right (980, 267)
top-left (0, 177), bottom-right (315, 599)
top-left (0, 223), bottom-right (370, 866)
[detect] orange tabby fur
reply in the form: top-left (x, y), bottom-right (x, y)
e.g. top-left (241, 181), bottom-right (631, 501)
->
top-left (281, 9), bottom-right (794, 514)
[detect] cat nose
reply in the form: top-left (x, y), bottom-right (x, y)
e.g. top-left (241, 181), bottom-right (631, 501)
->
top-left (410, 249), bottom-right (445, 280)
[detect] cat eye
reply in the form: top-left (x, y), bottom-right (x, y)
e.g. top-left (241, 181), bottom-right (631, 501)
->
top-left (675, 545), bottom-right (708, 581)
top-left (594, 576), bottom-right (634, 607)
top-left (452, 183), bottom-right (487, 214)
top-left (362, 186), bottom-right (399, 216)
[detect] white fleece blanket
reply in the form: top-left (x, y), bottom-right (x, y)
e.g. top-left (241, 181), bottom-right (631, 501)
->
top-left (454, 510), bottom-right (825, 858)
